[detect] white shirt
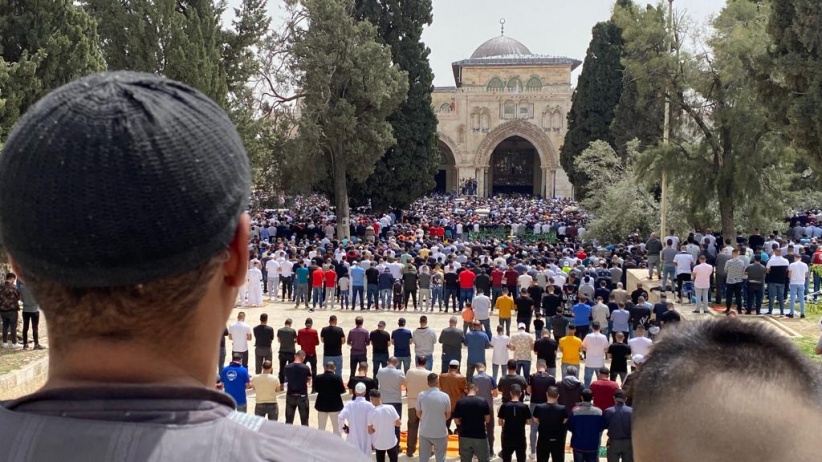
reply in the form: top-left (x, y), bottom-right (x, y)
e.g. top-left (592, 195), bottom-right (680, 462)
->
top-left (339, 397), bottom-right (374, 455)
top-left (766, 255), bottom-right (789, 269)
top-left (265, 259), bottom-right (280, 276)
top-left (789, 261), bottom-right (809, 285)
top-left (673, 252), bottom-right (694, 275)
top-left (472, 294), bottom-right (492, 320)
top-left (692, 263), bottom-right (713, 289)
top-left (582, 332), bottom-right (609, 368)
top-left (279, 259), bottom-right (294, 277)
top-left (368, 404), bottom-right (400, 450)
top-left (517, 274), bottom-right (533, 288)
top-left (628, 336), bottom-right (653, 358)
top-left (228, 321), bottom-right (252, 352)
top-left (491, 334), bottom-right (510, 365)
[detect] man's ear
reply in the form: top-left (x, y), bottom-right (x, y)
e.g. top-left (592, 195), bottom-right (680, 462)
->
top-left (224, 213), bottom-right (251, 287)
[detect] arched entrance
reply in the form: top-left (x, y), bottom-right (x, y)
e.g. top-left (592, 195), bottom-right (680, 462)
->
top-left (434, 140), bottom-right (457, 193)
top-left (489, 136), bottom-right (541, 195)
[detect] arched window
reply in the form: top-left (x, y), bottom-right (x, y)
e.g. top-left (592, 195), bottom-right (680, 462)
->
top-left (439, 103), bottom-right (452, 114)
top-left (507, 77), bottom-right (523, 93)
top-left (502, 100), bottom-right (517, 120)
top-left (526, 77), bottom-right (543, 91)
top-left (486, 77), bottom-right (504, 92)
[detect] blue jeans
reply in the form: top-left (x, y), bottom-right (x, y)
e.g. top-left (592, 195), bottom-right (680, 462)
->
top-left (431, 286), bottom-right (443, 309)
top-left (768, 283), bottom-right (785, 313)
top-left (380, 289), bottom-right (393, 308)
top-left (491, 287), bottom-right (502, 305)
top-left (397, 356), bottom-right (411, 373)
top-left (421, 354), bottom-right (434, 371)
top-left (441, 351), bottom-right (462, 373)
top-left (661, 265), bottom-right (676, 291)
top-left (814, 272), bottom-right (821, 301)
top-left (367, 284), bottom-right (379, 309)
top-left (583, 366), bottom-right (597, 388)
top-left (340, 289), bottom-right (349, 309)
top-left (492, 364), bottom-right (503, 382)
top-left (478, 318), bottom-right (492, 341)
top-left (324, 355), bottom-right (343, 376)
top-left (459, 288), bottom-right (474, 310)
top-left (516, 360), bottom-right (531, 379)
top-left (311, 287), bottom-right (323, 308)
top-left (372, 353), bottom-right (389, 378)
top-left (351, 286), bottom-right (365, 310)
top-left (789, 283), bottom-right (806, 316)
top-left (444, 288), bottom-right (459, 311)
top-left (573, 451), bottom-right (598, 462)
top-left (529, 402), bottom-right (539, 455)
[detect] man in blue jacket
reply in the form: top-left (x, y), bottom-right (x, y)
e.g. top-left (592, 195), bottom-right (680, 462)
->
top-left (566, 389), bottom-right (605, 462)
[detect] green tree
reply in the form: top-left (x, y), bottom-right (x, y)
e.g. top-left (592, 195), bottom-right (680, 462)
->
top-left (763, 0), bottom-right (822, 168)
top-left (83, 0), bottom-right (227, 104)
top-left (0, 0), bottom-right (104, 142)
top-left (560, 3), bottom-right (628, 197)
top-left (288, 0), bottom-right (407, 237)
top-left (348, 0), bottom-right (438, 212)
top-left (617, 0), bottom-right (787, 240)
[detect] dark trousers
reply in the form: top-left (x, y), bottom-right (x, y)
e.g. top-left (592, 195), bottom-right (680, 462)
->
top-left (1, 310), bottom-right (18, 344)
top-left (675, 273), bottom-right (691, 299)
top-left (373, 353), bottom-right (389, 379)
top-left (501, 436), bottom-right (527, 462)
top-left (350, 353), bottom-right (367, 379)
top-left (574, 324), bottom-right (589, 340)
top-left (351, 286), bottom-right (365, 310)
top-left (746, 283), bottom-right (764, 314)
top-left (444, 288), bottom-right (459, 312)
top-left (407, 406), bottom-right (420, 456)
top-left (285, 394), bottom-right (309, 425)
top-left (389, 403), bottom-right (403, 450)
top-left (218, 346), bottom-right (226, 374)
top-left (278, 351), bottom-right (295, 384)
top-left (281, 276), bottom-right (293, 300)
top-left (725, 283), bottom-right (743, 312)
top-left (715, 274), bottom-right (726, 304)
top-left (232, 350), bottom-right (249, 369)
top-left (517, 318), bottom-right (532, 333)
top-left (305, 354), bottom-right (318, 388)
top-left (607, 439), bottom-right (633, 462)
top-left (255, 347), bottom-right (273, 374)
top-left (255, 402), bottom-right (279, 421)
top-left (573, 451), bottom-right (598, 462)
top-left (22, 311), bottom-right (39, 346)
top-left (404, 289), bottom-right (417, 308)
top-left (376, 446), bottom-right (399, 462)
top-left (537, 437), bottom-right (566, 462)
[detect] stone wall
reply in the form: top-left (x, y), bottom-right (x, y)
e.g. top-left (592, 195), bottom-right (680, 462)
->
top-left (0, 357), bottom-right (48, 400)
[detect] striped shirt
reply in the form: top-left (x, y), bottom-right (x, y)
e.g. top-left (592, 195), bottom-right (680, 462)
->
top-left (724, 258), bottom-right (747, 284)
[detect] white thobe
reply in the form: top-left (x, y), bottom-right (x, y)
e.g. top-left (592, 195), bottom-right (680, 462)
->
top-left (247, 268), bottom-right (263, 306)
top-left (338, 397), bottom-right (374, 456)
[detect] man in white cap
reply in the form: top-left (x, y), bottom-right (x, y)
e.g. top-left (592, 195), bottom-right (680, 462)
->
top-left (339, 382), bottom-right (375, 455)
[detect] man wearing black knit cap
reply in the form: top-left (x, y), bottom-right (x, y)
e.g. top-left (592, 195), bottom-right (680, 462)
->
top-left (0, 72), bottom-right (368, 461)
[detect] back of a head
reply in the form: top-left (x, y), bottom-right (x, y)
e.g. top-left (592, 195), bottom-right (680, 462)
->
top-left (633, 319), bottom-right (822, 461)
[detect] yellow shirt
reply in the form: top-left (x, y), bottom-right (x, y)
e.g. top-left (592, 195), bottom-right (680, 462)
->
top-left (251, 373), bottom-right (280, 404)
top-left (495, 295), bottom-right (514, 319)
top-left (559, 335), bottom-right (583, 365)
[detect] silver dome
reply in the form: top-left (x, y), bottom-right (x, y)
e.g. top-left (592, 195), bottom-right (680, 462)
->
top-left (470, 35), bottom-right (532, 59)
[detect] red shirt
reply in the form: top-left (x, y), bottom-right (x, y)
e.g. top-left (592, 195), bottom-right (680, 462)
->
top-left (373, 222), bottom-right (381, 235)
top-left (813, 251), bottom-right (822, 265)
top-left (504, 269), bottom-right (519, 286)
top-left (296, 327), bottom-right (319, 356)
top-left (458, 269), bottom-right (476, 289)
top-left (436, 227), bottom-right (445, 238)
top-left (324, 269), bottom-right (337, 287)
top-left (491, 268), bottom-right (504, 287)
top-left (312, 268), bottom-right (325, 288)
top-left (590, 379), bottom-right (619, 411)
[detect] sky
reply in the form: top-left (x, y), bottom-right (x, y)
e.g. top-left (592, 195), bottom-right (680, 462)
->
top-left (229, 0), bottom-right (726, 86)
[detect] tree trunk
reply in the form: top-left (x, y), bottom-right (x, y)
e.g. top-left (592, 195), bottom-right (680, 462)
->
top-left (332, 148), bottom-right (351, 239)
top-left (718, 124), bottom-right (735, 243)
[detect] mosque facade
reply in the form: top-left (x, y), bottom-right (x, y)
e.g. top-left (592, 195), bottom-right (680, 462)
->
top-left (432, 29), bottom-right (580, 198)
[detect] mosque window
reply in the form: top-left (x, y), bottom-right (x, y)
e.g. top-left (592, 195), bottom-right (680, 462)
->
top-left (526, 77), bottom-right (543, 91)
top-left (486, 77), bottom-right (504, 92)
top-left (507, 77), bottom-right (523, 93)
top-left (439, 103), bottom-right (452, 113)
top-left (502, 100), bottom-right (517, 119)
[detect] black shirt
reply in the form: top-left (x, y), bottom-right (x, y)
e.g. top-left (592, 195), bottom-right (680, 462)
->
top-left (660, 310), bottom-right (682, 325)
top-left (369, 329), bottom-right (390, 354)
top-left (498, 374), bottom-right (529, 403)
top-left (533, 402), bottom-right (567, 439)
top-left (314, 371), bottom-right (346, 412)
top-left (284, 362), bottom-right (312, 395)
top-left (629, 305), bottom-right (651, 328)
top-left (347, 376), bottom-right (377, 400)
top-left (444, 272), bottom-right (459, 289)
top-left (321, 325), bottom-right (345, 356)
top-left (533, 338), bottom-right (558, 365)
top-left (366, 267), bottom-right (380, 285)
top-left (453, 395), bottom-right (491, 439)
top-left (607, 343), bottom-right (631, 373)
top-left (652, 302), bottom-right (667, 320)
top-left (277, 327), bottom-right (297, 353)
top-left (542, 294), bottom-right (562, 316)
top-left (515, 296), bottom-right (534, 320)
top-left (498, 401), bottom-right (531, 440)
top-left (528, 372), bottom-right (556, 404)
top-left (253, 324), bottom-right (274, 348)
top-left (475, 274), bottom-right (491, 293)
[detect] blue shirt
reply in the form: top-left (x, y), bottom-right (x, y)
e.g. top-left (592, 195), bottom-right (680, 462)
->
top-left (220, 362), bottom-right (250, 405)
top-left (261, 228), bottom-right (270, 241)
top-left (350, 266), bottom-right (366, 286)
top-left (572, 303), bottom-right (592, 327)
top-left (611, 310), bottom-right (630, 332)
top-left (391, 328), bottom-right (412, 357)
top-left (295, 266), bottom-right (309, 284)
top-left (465, 330), bottom-right (490, 365)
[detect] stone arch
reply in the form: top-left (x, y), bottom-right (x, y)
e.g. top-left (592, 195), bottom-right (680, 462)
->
top-left (437, 132), bottom-right (460, 160)
top-left (475, 119), bottom-right (558, 169)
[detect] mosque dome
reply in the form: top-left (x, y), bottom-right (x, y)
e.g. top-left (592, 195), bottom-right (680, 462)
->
top-left (470, 35), bottom-right (532, 59)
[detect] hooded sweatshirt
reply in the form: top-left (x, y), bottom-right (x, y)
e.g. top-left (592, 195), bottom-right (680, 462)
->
top-left (412, 326), bottom-right (437, 356)
top-left (558, 375), bottom-right (583, 416)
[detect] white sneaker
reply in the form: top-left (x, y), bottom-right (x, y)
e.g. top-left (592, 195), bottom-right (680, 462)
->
top-left (1, 342), bottom-right (8, 349)
top-left (10, 343), bottom-right (23, 350)
top-left (529, 454), bottom-right (536, 461)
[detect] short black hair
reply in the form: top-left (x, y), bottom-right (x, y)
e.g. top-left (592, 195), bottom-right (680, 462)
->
top-left (633, 319), bottom-right (822, 418)
top-left (581, 389), bottom-right (593, 402)
top-left (416, 355), bottom-right (427, 366)
top-left (369, 389), bottom-right (381, 399)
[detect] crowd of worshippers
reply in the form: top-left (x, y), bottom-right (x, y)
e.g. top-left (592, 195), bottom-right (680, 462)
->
top-left (218, 308), bottom-right (822, 462)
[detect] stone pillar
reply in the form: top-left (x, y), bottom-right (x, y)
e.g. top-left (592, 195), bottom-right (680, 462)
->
top-left (477, 167), bottom-right (489, 196)
top-left (541, 167), bottom-right (548, 198)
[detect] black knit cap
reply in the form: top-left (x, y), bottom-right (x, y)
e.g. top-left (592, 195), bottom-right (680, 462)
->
top-left (0, 71), bottom-right (251, 288)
